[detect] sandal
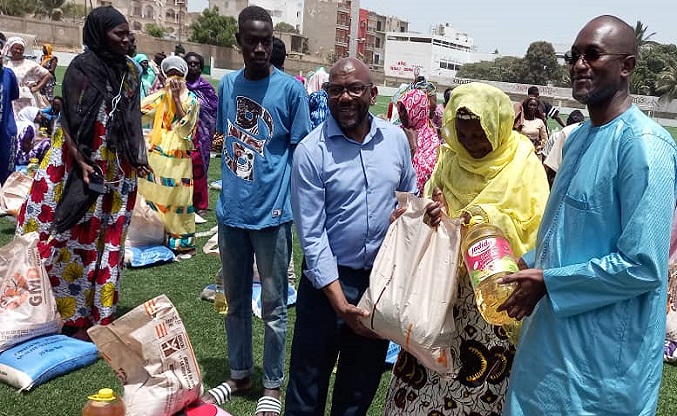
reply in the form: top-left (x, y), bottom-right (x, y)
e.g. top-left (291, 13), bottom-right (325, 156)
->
top-left (255, 396), bottom-right (282, 416)
top-left (204, 379), bottom-right (252, 405)
top-left (205, 382), bottom-right (233, 405)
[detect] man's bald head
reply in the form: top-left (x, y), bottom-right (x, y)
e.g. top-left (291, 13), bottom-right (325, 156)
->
top-left (579, 15), bottom-right (637, 56)
top-left (329, 57), bottom-right (372, 84)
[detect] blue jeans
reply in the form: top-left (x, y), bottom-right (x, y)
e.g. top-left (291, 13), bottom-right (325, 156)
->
top-left (218, 223), bottom-right (291, 389)
top-left (284, 264), bottom-right (389, 416)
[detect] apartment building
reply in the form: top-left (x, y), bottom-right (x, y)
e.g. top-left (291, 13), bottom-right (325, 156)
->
top-left (303, 0), bottom-right (359, 63)
top-left (209, 0), bottom-right (304, 32)
top-left (95, 0), bottom-right (193, 40)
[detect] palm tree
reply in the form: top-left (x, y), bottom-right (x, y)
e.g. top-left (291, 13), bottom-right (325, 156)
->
top-left (656, 64), bottom-right (677, 102)
top-left (634, 21), bottom-right (659, 57)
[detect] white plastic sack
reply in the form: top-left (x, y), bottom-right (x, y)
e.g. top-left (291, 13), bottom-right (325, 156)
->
top-left (0, 232), bottom-right (62, 352)
top-left (358, 192), bottom-right (461, 375)
top-left (0, 171), bottom-right (33, 216)
top-left (88, 294), bottom-right (202, 416)
top-left (126, 194), bottom-right (165, 247)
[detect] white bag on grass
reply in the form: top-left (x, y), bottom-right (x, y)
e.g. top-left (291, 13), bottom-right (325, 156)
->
top-left (358, 192), bottom-right (461, 376)
top-left (0, 171), bottom-right (33, 216)
top-left (0, 232), bottom-right (62, 352)
top-left (126, 194), bottom-right (165, 247)
top-left (88, 294), bottom-right (202, 416)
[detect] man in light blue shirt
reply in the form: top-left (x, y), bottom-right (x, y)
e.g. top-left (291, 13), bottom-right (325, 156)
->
top-left (285, 57), bottom-right (416, 415)
top-left (500, 16), bottom-right (677, 415)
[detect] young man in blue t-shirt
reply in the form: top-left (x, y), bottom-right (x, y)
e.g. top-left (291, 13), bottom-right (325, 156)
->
top-left (202, 6), bottom-right (311, 416)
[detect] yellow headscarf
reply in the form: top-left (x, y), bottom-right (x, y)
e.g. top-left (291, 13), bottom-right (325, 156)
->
top-left (424, 82), bottom-right (549, 256)
top-left (41, 44), bottom-right (53, 67)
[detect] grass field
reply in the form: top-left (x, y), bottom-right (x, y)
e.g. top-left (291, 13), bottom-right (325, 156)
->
top-left (2, 67), bottom-right (676, 415)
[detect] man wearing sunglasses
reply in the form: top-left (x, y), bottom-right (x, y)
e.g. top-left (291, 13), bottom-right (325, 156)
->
top-left (501, 15), bottom-right (677, 416)
top-left (286, 57), bottom-right (416, 415)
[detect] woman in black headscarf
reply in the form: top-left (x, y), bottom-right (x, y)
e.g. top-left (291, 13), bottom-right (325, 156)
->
top-left (16, 6), bottom-right (150, 341)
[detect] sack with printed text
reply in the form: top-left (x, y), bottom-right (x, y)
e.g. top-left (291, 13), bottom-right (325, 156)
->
top-left (358, 192), bottom-right (461, 376)
top-left (88, 294), bottom-right (202, 416)
top-left (0, 232), bottom-right (62, 352)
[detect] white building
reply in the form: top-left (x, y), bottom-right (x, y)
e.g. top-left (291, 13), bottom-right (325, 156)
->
top-left (384, 23), bottom-right (489, 81)
top-left (209, 0), bottom-right (304, 33)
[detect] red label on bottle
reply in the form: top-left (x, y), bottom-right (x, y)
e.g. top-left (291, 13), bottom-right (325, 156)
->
top-left (464, 236), bottom-right (518, 288)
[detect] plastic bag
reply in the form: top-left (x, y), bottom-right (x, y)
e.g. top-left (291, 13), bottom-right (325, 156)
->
top-left (126, 194), bottom-right (165, 247)
top-left (0, 171), bottom-right (33, 216)
top-left (358, 192), bottom-right (461, 375)
top-left (0, 232), bottom-right (62, 352)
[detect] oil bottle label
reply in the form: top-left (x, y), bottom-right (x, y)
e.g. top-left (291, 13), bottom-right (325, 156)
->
top-left (464, 236), bottom-right (518, 288)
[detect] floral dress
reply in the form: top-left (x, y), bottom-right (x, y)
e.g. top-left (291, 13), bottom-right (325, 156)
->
top-left (383, 271), bottom-right (515, 416)
top-left (16, 103), bottom-right (138, 330)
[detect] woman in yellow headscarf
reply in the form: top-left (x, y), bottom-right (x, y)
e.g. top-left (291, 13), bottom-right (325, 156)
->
top-left (40, 43), bottom-right (58, 102)
top-left (138, 56), bottom-right (200, 253)
top-left (384, 82), bottom-right (549, 416)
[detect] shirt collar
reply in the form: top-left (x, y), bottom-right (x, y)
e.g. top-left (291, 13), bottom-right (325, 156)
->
top-left (325, 113), bottom-right (378, 145)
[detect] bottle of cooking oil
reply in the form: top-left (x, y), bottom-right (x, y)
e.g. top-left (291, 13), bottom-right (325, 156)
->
top-left (213, 269), bottom-right (227, 315)
top-left (461, 211), bottom-right (518, 326)
top-left (81, 388), bottom-right (125, 416)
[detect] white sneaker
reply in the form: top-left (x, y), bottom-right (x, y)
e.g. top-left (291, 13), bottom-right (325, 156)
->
top-left (195, 213), bottom-right (207, 224)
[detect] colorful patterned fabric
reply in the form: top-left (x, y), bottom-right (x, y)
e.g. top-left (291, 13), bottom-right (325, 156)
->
top-left (397, 89), bottom-right (439, 194)
top-left (138, 86), bottom-right (199, 251)
top-left (16, 115), bottom-right (138, 330)
top-left (308, 89), bottom-right (329, 129)
top-left (384, 273), bottom-right (515, 416)
top-left (186, 75), bottom-right (217, 212)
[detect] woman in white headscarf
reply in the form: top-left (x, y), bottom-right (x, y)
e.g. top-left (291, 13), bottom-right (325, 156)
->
top-left (14, 106), bottom-right (50, 167)
top-left (138, 56), bottom-right (200, 253)
top-left (3, 37), bottom-right (52, 115)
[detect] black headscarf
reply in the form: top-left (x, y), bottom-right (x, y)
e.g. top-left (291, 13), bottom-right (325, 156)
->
top-left (54, 6), bottom-right (147, 233)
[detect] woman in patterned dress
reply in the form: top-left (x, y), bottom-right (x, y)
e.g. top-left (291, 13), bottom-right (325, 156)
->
top-left (15, 6), bottom-right (150, 341)
top-left (396, 88), bottom-right (440, 195)
top-left (138, 56), bottom-right (200, 253)
top-left (384, 83), bottom-right (549, 416)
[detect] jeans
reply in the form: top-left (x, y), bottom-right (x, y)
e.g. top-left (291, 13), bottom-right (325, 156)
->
top-left (284, 264), bottom-right (389, 416)
top-left (218, 222), bottom-right (291, 389)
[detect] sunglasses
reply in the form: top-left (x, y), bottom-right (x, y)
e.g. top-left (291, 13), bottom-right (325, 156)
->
top-left (564, 49), bottom-right (631, 65)
top-left (323, 82), bottom-right (373, 99)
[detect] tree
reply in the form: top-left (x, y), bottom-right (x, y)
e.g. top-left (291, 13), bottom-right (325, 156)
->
top-left (519, 41), bottom-right (561, 86)
top-left (456, 56), bottom-right (522, 83)
top-left (635, 20), bottom-right (658, 48)
top-left (656, 64), bottom-right (677, 102)
top-left (35, 0), bottom-right (66, 20)
top-left (0, 0), bottom-right (36, 17)
top-left (631, 43), bottom-right (677, 95)
top-left (188, 7), bottom-right (237, 47)
top-left (146, 23), bottom-right (166, 39)
top-left (274, 21), bottom-right (298, 34)
top-left (61, 2), bottom-right (86, 19)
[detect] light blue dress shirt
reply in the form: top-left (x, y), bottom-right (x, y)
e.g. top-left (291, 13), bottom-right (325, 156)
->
top-left (291, 114), bottom-right (417, 289)
top-left (505, 105), bottom-right (677, 416)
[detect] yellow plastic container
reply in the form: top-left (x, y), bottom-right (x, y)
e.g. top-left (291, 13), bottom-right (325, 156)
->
top-left (461, 219), bottom-right (518, 326)
top-left (81, 388), bottom-right (125, 416)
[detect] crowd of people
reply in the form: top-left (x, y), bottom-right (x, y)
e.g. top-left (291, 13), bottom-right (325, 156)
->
top-left (0, 6), bottom-right (676, 416)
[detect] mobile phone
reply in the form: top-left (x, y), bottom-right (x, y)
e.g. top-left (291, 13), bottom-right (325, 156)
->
top-left (88, 170), bottom-right (105, 194)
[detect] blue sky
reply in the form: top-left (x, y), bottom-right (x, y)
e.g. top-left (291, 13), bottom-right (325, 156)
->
top-left (188, 0), bottom-right (676, 56)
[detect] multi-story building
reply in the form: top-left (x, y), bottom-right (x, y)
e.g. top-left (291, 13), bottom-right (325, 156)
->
top-left (95, 0), bottom-right (193, 41)
top-left (303, 0), bottom-right (359, 64)
top-left (384, 23), bottom-right (483, 81)
top-left (208, 0), bottom-right (304, 33)
top-left (358, 9), bottom-right (401, 69)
